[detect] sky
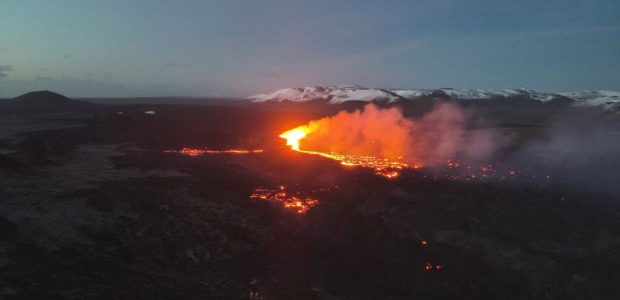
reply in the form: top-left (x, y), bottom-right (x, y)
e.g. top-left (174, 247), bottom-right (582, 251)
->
top-left (1, 0), bottom-right (619, 98)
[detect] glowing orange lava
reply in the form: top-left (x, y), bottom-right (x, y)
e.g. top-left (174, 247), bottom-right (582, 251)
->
top-left (280, 126), bottom-right (412, 178)
top-left (166, 147), bottom-right (264, 156)
top-left (279, 127), bottom-right (308, 151)
top-left (250, 185), bottom-right (320, 214)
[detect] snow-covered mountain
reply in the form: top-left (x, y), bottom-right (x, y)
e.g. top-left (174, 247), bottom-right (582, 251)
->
top-left (250, 85), bottom-right (403, 104)
top-left (559, 90), bottom-right (620, 110)
top-left (250, 85), bottom-right (620, 112)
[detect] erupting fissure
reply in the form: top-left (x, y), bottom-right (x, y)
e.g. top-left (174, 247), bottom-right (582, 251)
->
top-left (280, 126), bottom-right (412, 179)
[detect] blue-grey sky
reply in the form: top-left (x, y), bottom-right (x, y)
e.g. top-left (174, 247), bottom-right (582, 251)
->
top-left (1, 0), bottom-right (619, 97)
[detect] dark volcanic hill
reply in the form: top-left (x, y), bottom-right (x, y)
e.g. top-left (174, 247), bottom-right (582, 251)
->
top-left (0, 90), bottom-right (100, 113)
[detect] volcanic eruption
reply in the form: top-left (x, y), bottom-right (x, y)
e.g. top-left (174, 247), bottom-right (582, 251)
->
top-left (279, 103), bottom-right (496, 178)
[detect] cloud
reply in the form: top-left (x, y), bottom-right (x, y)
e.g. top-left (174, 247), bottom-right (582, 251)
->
top-left (245, 40), bottom-right (425, 93)
top-left (340, 40), bottom-right (423, 66)
top-left (0, 65), bottom-right (13, 79)
top-left (260, 69), bottom-right (283, 78)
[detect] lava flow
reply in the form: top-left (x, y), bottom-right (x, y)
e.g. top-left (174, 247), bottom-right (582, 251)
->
top-left (250, 185), bottom-right (320, 214)
top-left (280, 127), bottom-right (412, 178)
top-left (166, 147), bottom-right (264, 156)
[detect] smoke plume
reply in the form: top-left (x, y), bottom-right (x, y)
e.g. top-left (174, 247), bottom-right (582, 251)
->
top-left (296, 103), bottom-right (497, 167)
top-left (505, 117), bottom-right (620, 194)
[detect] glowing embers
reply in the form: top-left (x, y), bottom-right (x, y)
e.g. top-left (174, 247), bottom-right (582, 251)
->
top-left (438, 159), bottom-right (538, 182)
top-left (309, 151), bottom-right (410, 179)
top-left (296, 149), bottom-right (410, 179)
top-left (166, 147), bottom-right (264, 156)
top-left (424, 262), bottom-right (443, 271)
top-left (441, 159), bottom-right (502, 181)
top-left (250, 185), bottom-right (321, 214)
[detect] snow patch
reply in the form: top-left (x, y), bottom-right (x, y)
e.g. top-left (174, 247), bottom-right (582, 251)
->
top-left (250, 86), bottom-right (401, 104)
top-left (559, 90), bottom-right (620, 110)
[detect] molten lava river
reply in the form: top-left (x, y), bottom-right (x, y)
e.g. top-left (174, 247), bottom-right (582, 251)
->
top-left (279, 127), bottom-right (413, 179)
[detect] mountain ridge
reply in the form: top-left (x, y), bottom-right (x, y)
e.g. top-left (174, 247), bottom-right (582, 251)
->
top-left (250, 85), bottom-right (620, 112)
top-left (0, 90), bottom-right (99, 113)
